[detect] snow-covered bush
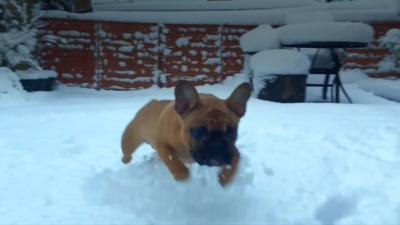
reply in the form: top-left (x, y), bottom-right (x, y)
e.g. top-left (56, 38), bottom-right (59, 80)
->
top-left (379, 28), bottom-right (400, 72)
top-left (0, 0), bottom-right (41, 71)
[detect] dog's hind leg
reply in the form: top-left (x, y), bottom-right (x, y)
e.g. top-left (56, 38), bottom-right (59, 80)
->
top-left (121, 119), bottom-right (144, 164)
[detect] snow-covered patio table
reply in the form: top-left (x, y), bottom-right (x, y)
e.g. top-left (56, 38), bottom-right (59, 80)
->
top-left (278, 22), bottom-right (374, 103)
top-left (250, 49), bottom-right (311, 102)
top-left (282, 41), bottom-right (367, 103)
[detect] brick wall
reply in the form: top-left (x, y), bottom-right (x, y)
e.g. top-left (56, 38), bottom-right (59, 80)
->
top-left (38, 19), bottom-right (400, 90)
top-left (97, 22), bottom-right (159, 89)
top-left (38, 18), bottom-right (253, 89)
top-left (39, 20), bottom-right (97, 87)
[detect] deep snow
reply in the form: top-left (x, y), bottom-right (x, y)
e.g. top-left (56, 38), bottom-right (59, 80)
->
top-left (0, 72), bottom-right (400, 225)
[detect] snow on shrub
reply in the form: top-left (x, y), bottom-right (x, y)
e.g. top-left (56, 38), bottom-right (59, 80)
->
top-left (239, 24), bottom-right (280, 53)
top-left (0, 0), bottom-right (41, 71)
top-left (379, 28), bottom-right (400, 72)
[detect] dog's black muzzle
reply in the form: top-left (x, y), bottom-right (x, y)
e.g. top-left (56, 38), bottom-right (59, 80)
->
top-left (191, 136), bottom-right (234, 167)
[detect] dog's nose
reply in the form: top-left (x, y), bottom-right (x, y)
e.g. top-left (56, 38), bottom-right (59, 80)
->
top-left (220, 153), bottom-right (233, 165)
top-left (209, 139), bottom-right (228, 150)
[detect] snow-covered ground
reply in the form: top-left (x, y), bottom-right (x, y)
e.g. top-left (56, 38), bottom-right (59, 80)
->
top-left (1, 70), bottom-right (400, 224)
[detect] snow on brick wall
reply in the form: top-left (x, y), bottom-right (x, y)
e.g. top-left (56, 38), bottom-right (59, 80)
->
top-left (37, 19), bottom-right (400, 90)
top-left (161, 24), bottom-right (221, 86)
top-left (38, 20), bottom-right (97, 87)
top-left (97, 22), bottom-right (159, 89)
top-left (222, 25), bottom-right (255, 79)
top-left (38, 18), bottom-right (254, 89)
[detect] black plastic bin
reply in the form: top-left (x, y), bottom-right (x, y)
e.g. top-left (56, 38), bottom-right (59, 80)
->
top-left (256, 74), bottom-right (307, 103)
top-left (20, 78), bottom-right (57, 92)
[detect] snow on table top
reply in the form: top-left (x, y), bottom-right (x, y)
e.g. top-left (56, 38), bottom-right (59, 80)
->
top-left (277, 22), bottom-right (374, 45)
top-left (250, 49), bottom-right (311, 76)
top-left (239, 25), bottom-right (280, 53)
top-left (42, 0), bottom-right (400, 25)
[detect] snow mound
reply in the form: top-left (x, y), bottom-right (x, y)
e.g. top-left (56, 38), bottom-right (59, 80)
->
top-left (240, 24), bottom-right (280, 53)
top-left (286, 12), bottom-right (334, 24)
top-left (250, 49), bottom-right (311, 76)
top-left (358, 78), bottom-right (400, 102)
top-left (0, 67), bottom-right (26, 104)
top-left (278, 22), bottom-right (374, 45)
top-left (85, 152), bottom-right (257, 224)
top-left (340, 70), bottom-right (368, 84)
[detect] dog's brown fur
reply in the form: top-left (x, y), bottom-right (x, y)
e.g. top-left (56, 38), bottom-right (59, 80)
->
top-left (121, 81), bottom-right (251, 186)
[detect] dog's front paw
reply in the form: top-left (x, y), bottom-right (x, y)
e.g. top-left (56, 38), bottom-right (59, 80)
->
top-left (218, 172), bottom-right (232, 187)
top-left (173, 167), bottom-right (190, 182)
top-left (121, 155), bottom-right (132, 164)
top-left (218, 165), bottom-right (237, 187)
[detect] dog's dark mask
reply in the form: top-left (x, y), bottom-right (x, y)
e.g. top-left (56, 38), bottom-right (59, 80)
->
top-left (190, 126), bottom-right (237, 167)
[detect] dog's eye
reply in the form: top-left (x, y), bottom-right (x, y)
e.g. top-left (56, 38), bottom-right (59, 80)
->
top-left (190, 126), bottom-right (208, 140)
top-left (226, 127), bottom-right (238, 141)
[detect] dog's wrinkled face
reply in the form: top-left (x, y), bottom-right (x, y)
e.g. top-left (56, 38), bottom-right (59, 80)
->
top-left (174, 81), bottom-right (251, 167)
top-left (189, 109), bottom-right (238, 166)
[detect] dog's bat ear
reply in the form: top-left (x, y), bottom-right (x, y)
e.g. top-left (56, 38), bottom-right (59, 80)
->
top-left (175, 80), bottom-right (201, 117)
top-left (226, 83), bottom-right (252, 117)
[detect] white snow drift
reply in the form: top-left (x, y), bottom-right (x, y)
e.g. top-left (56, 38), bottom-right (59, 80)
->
top-left (0, 71), bottom-right (399, 224)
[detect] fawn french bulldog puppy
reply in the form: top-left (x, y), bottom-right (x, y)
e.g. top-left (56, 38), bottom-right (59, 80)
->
top-left (121, 81), bottom-right (251, 186)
